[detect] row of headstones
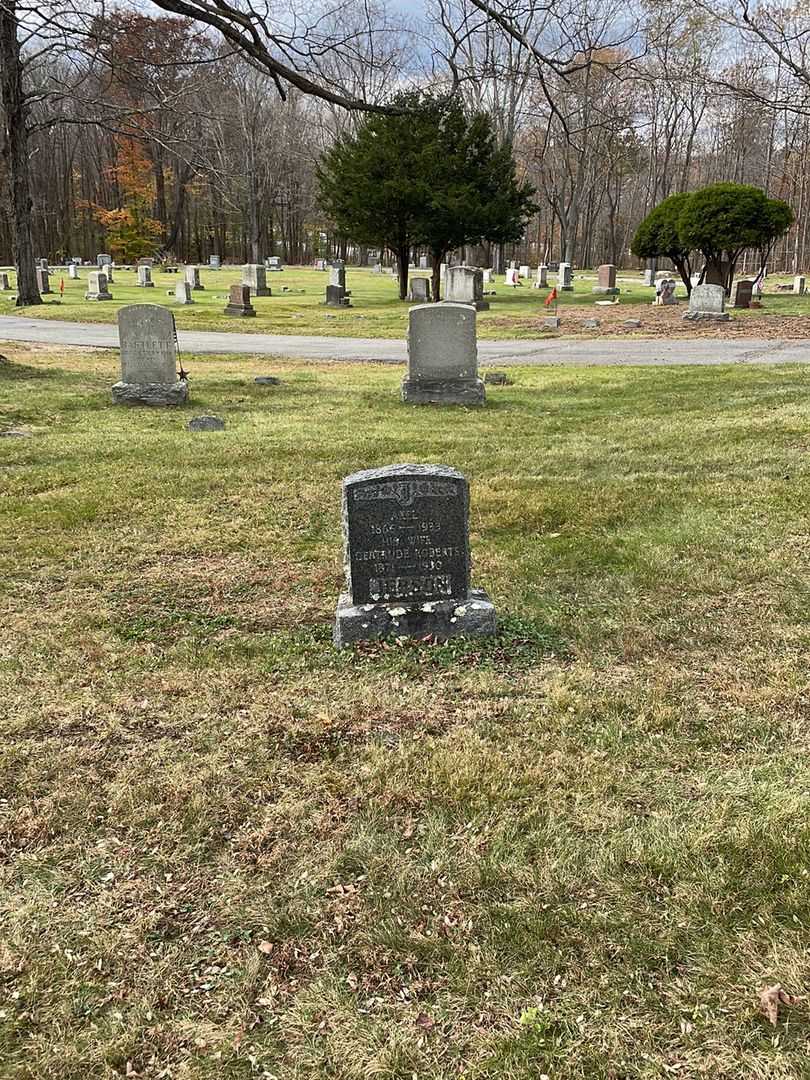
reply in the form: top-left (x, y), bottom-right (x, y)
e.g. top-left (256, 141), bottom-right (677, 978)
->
top-left (109, 301), bottom-right (495, 648)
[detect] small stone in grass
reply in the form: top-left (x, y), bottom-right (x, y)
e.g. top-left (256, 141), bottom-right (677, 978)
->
top-left (187, 415), bottom-right (225, 432)
top-left (484, 372), bottom-right (510, 385)
top-left (0, 429), bottom-right (31, 437)
top-left (254, 376), bottom-right (280, 385)
top-left (623, 318), bottom-right (642, 328)
top-left (583, 318), bottom-right (600, 328)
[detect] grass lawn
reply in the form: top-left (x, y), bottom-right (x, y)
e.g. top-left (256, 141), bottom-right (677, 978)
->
top-left (2, 346), bottom-right (810, 1078)
top-left (3, 266), bottom-right (810, 339)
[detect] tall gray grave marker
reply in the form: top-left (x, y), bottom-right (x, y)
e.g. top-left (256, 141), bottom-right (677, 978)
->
top-left (112, 304), bottom-right (188, 406)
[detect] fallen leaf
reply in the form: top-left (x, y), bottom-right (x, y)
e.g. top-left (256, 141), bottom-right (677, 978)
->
top-left (415, 1012), bottom-right (435, 1030)
top-left (759, 983), bottom-right (803, 1026)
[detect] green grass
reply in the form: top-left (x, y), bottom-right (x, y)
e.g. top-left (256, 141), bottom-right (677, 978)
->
top-left (2, 347), bottom-right (810, 1078)
top-left (3, 266), bottom-right (809, 338)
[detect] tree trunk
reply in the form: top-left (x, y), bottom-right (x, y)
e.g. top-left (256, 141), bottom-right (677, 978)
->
top-left (0, 2), bottom-right (41, 306)
top-left (396, 243), bottom-right (409, 301)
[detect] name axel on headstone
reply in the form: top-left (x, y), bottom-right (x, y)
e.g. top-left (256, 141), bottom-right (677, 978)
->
top-left (333, 463), bottom-right (496, 647)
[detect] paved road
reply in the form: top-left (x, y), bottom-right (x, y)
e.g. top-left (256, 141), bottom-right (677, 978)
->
top-left (0, 315), bottom-right (807, 366)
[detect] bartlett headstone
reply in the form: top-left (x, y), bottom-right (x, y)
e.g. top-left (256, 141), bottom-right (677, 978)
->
top-left (184, 265), bottom-right (203, 291)
top-left (137, 265), bottom-right (155, 288)
top-left (593, 264), bottom-right (619, 295)
top-left (402, 303), bottom-right (484, 406)
top-left (112, 304), bottom-right (188, 406)
top-left (35, 268), bottom-right (51, 294)
top-left (175, 280), bottom-right (194, 305)
top-left (333, 463), bottom-right (496, 647)
top-left (683, 283), bottom-right (729, 321)
top-left (444, 266), bottom-right (488, 311)
top-left (730, 279), bottom-right (753, 309)
top-left (224, 283), bottom-right (256, 316)
top-left (242, 263), bottom-right (270, 297)
top-left (408, 276), bottom-right (431, 302)
top-left (85, 270), bottom-right (112, 301)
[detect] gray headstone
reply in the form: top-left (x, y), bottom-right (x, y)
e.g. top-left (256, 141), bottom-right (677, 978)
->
top-left (793, 275), bottom-right (805, 296)
top-left (684, 283), bottom-right (729, 321)
top-left (112, 304), bottom-right (188, 406)
top-left (97, 253), bottom-right (112, 268)
top-left (558, 263), bottom-right (573, 290)
top-left (0, 273), bottom-right (9, 290)
top-left (444, 266), bottom-right (488, 311)
top-left (254, 375), bottom-right (280, 385)
top-left (242, 263), bottom-right (270, 297)
top-left (730, 279), bottom-right (754, 309)
top-left (184, 266), bottom-right (203, 290)
top-left (266, 256), bottom-right (283, 271)
top-left (188, 415), bottom-right (225, 431)
top-left (209, 255), bottom-right (221, 269)
top-left (329, 262), bottom-right (346, 290)
top-left (325, 284), bottom-right (351, 308)
top-left (419, 255), bottom-right (428, 270)
top-left (35, 267), bottom-right (51, 294)
top-left (534, 265), bottom-right (548, 289)
top-left (137, 265), bottom-right (154, 288)
top-left (85, 271), bottom-right (112, 301)
top-left (67, 264), bottom-right (78, 280)
top-left (333, 463), bottom-right (496, 647)
top-left (402, 303), bottom-right (484, 406)
top-left (408, 276), bottom-right (431, 303)
top-left (175, 280), bottom-right (194, 305)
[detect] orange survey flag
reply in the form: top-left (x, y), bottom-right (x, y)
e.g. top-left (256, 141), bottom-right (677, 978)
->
top-left (544, 287), bottom-right (557, 307)
top-left (59, 278), bottom-right (64, 296)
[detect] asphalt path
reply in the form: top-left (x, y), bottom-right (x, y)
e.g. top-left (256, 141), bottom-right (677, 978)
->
top-left (0, 315), bottom-right (807, 366)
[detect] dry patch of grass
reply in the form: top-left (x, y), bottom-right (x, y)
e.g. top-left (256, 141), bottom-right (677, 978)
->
top-left (2, 347), bottom-right (810, 1078)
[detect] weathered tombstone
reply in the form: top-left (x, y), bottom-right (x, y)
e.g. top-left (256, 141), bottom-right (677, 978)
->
top-left (224, 283), bottom-right (256, 316)
top-left (329, 262), bottom-right (347, 291)
top-left (0, 273), bottom-right (10, 290)
top-left (730, 279), bottom-right (754, 309)
top-left (137, 257), bottom-right (154, 267)
top-left (333, 463), bottom-right (496, 647)
top-left (112, 304), bottom-right (188, 406)
top-left (35, 268), bottom-right (51, 294)
top-left (643, 259), bottom-right (658, 286)
top-left (444, 266), bottom-right (489, 311)
top-left (683, 283), bottom-right (729, 321)
top-left (184, 265), bottom-right (203, 291)
top-left (793, 275), bottom-right (806, 296)
top-left (558, 262), bottom-right (573, 290)
top-left (175, 280), bottom-right (194, 305)
top-left (419, 255), bottom-right (428, 270)
top-left (593, 264), bottom-right (619, 295)
top-left (68, 263), bottom-right (79, 280)
top-left (533, 265), bottom-right (549, 289)
top-left (482, 268), bottom-right (492, 286)
top-left (97, 253), bottom-right (111, 268)
top-left (402, 303), bottom-right (484, 406)
top-left (242, 263), bottom-right (271, 297)
top-left (408, 276), bottom-right (432, 303)
top-left (504, 267), bottom-right (520, 287)
top-left (84, 270), bottom-right (112, 300)
top-left (209, 254), bottom-right (221, 269)
top-left (188, 415), bottom-right (224, 431)
top-left (137, 265), bottom-right (155, 288)
top-left (325, 284), bottom-right (351, 308)
top-left (266, 256), bottom-right (283, 271)
top-left (519, 264), bottom-right (530, 279)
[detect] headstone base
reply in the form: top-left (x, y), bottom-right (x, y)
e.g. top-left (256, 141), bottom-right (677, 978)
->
top-left (112, 380), bottom-right (189, 407)
top-left (560, 285), bottom-right (574, 292)
top-left (334, 588), bottom-right (496, 648)
top-left (401, 376), bottom-right (485, 406)
top-left (592, 286), bottom-right (619, 295)
top-left (682, 311), bottom-right (730, 322)
top-left (253, 287), bottom-right (271, 297)
top-left (224, 302), bottom-right (256, 317)
top-left (85, 291), bottom-right (113, 301)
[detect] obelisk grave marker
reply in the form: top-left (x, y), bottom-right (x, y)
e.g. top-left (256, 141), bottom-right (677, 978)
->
top-left (333, 463), bottom-right (496, 647)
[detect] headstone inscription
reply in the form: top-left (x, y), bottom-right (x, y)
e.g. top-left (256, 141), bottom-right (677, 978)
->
top-left (184, 265), bottom-right (204, 291)
top-left (593, 264), bottom-right (619, 295)
top-left (402, 303), bottom-right (484, 406)
top-left (444, 266), bottom-right (489, 311)
top-left (683, 283), bottom-right (729, 321)
top-left (112, 304), bottom-right (188, 406)
top-left (85, 270), bottom-right (112, 301)
top-left (333, 463), bottom-right (496, 647)
top-left (558, 262), bottom-right (573, 290)
top-left (175, 280), bottom-right (194, 305)
top-left (35, 268), bottom-right (51, 294)
top-left (224, 283), bottom-right (256, 316)
top-left (242, 263), bottom-right (271, 297)
top-left (408, 276), bottom-right (432, 302)
top-left (533, 265), bottom-right (549, 289)
top-left (137, 265), bottom-right (155, 288)
top-left (730, 279), bottom-right (754, 309)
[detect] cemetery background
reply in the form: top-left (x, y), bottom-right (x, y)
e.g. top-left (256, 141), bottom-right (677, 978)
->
top-left (3, 343), bottom-right (810, 1078)
top-left (3, 264), bottom-right (810, 340)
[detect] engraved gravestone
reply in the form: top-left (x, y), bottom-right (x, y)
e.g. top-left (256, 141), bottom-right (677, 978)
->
top-left (408, 276), bottom-right (431, 302)
top-left (209, 254), bottom-right (221, 269)
top-left (402, 303), bottom-right (484, 406)
top-left (68, 263), bottom-right (78, 280)
top-left (444, 266), bottom-right (489, 311)
top-left (137, 265), bottom-right (154, 288)
top-left (333, 463), bottom-right (496, 647)
top-left (534, 265), bottom-right (548, 289)
top-left (112, 304), bottom-right (188, 406)
top-left (35, 268), bottom-right (51, 294)
top-left (175, 279), bottom-right (194, 305)
top-left (224, 283), bottom-right (255, 316)
top-left (242, 263), bottom-right (270, 297)
top-left (593, 264), bottom-right (619, 294)
top-left (683, 282), bottom-right (729, 321)
top-left (85, 270), bottom-right (112, 300)
top-left (730, 278), bottom-right (753, 309)
top-left (558, 262), bottom-right (573, 290)
top-left (184, 265), bottom-right (203, 291)
top-left (329, 262), bottom-right (346, 290)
